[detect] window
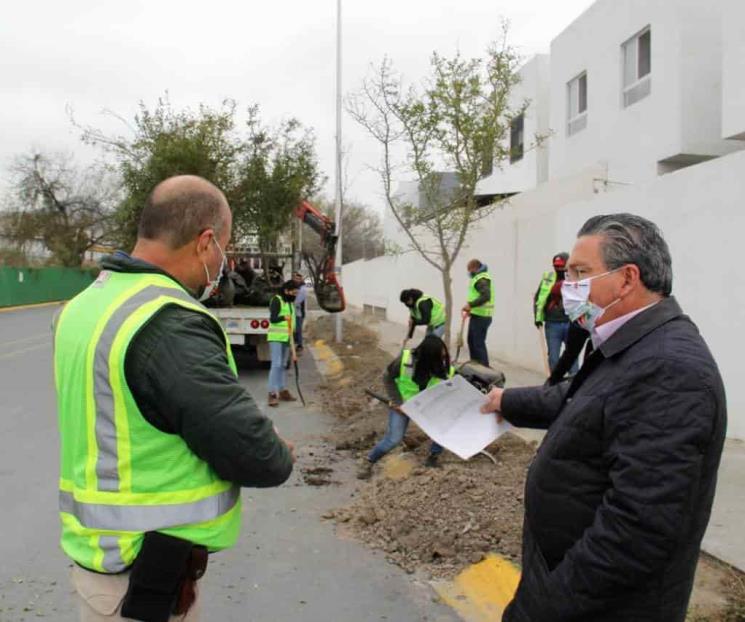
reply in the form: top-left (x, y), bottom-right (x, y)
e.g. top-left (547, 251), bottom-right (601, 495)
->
top-left (567, 72), bottom-right (588, 135)
top-left (622, 27), bottom-right (652, 107)
top-left (509, 113), bottom-right (524, 164)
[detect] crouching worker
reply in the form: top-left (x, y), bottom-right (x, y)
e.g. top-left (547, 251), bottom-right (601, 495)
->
top-left (358, 335), bottom-right (453, 479)
top-left (268, 280), bottom-right (299, 407)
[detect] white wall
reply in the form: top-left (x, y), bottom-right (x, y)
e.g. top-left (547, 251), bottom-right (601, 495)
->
top-left (476, 55), bottom-right (551, 195)
top-left (721, 0), bottom-right (745, 140)
top-left (344, 150), bottom-right (745, 440)
top-left (548, 0), bottom-right (742, 185)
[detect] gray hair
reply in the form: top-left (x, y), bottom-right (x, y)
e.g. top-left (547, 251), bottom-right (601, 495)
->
top-left (578, 213), bottom-right (673, 296)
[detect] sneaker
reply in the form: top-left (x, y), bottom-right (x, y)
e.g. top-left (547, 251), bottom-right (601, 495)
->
top-left (279, 389), bottom-right (297, 402)
top-left (268, 392), bottom-right (279, 407)
top-left (424, 454), bottom-right (441, 468)
top-left (356, 459), bottom-right (374, 480)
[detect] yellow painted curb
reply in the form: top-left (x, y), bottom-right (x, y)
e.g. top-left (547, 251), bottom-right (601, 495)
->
top-left (433, 553), bottom-right (521, 622)
top-left (0, 300), bottom-right (64, 314)
top-left (312, 339), bottom-right (344, 377)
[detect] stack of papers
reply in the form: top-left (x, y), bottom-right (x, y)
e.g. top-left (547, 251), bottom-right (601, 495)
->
top-left (401, 374), bottom-right (511, 460)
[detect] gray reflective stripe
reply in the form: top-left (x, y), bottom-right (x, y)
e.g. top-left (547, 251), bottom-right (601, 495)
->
top-left (93, 284), bottom-right (200, 491)
top-left (59, 486), bottom-right (240, 532)
top-left (99, 535), bottom-right (126, 573)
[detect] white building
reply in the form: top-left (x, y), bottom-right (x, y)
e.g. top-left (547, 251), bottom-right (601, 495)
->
top-left (343, 0), bottom-right (745, 441)
top-left (478, 0), bottom-right (745, 195)
top-left (721, 0), bottom-right (745, 140)
top-left (476, 54), bottom-right (551, 197)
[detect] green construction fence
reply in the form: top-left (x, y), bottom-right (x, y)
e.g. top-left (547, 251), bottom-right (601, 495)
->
top-left (0, 266), bottom-right (98, 308)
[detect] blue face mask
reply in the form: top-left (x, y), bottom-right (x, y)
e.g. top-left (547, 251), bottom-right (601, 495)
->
top-left (561, 269), bottom-right (622, 332)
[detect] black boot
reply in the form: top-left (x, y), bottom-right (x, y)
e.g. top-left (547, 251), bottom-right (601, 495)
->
top-left (424, 454), bottom-right (441, 468)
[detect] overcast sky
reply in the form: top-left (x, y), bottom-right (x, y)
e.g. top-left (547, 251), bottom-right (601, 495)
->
top-left (0, 0), bottom-right (595, 213)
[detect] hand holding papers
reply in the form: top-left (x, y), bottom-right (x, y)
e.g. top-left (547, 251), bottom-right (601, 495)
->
top-left (400, 374), bottom-right (511, 460)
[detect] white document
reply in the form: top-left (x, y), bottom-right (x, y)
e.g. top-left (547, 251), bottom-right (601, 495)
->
top-left (401, 374), bottom-right (511, 460)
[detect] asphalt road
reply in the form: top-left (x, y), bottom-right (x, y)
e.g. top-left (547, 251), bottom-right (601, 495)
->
top-left (0, 305), bottom-right (458, 622)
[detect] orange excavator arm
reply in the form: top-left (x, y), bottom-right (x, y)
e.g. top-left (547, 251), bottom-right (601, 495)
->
top-left (294, 200), bottom-right (346, 313)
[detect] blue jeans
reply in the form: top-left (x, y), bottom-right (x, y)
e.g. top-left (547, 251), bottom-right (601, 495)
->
top-left (367, 409), bottom-right (443, 463)
top-left (294, 313), bottom-right (305, 347)
top-left (426, 324), bottom-right (446, 339)
top-left (467, 315), bottom-right (492, 366)
top-left (268, 341), bottom-right (289, 393)
top-left (545, 321), bottom-right (578, 374)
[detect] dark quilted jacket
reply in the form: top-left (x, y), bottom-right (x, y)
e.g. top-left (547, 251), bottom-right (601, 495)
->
top-left (501, 297), bottom-right (726, 622)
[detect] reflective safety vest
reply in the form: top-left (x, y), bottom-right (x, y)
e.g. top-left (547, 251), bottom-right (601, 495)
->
top-left (53, 270), bottom-right (242, 573)
top-left (267, 296), bottom-right (295, 343)
top-left (395, 349), bottom-right (456, 402)
top-left (467, 271), bottom-right (494, 318)
top-left (411, 295), bottom-right (446, 328)
top-left (534, 271), bottom-right (558, 323)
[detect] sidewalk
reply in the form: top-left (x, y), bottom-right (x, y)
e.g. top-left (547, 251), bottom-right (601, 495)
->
top-left (343, 306), bottom-right (745, 572)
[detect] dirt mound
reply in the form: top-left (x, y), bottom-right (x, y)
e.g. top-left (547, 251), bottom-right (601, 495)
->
top-left (329, 433), bottom-right (534, 578)
top-left (308, 315), bottom-right (536, 578)
top-left (306, 316), bottom-right (393, 450)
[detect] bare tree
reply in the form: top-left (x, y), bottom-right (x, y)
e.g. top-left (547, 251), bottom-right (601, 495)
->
top-left (347, 30), bottom-right (523, 343)
top-left (2, 151), bottom-right (120, 266)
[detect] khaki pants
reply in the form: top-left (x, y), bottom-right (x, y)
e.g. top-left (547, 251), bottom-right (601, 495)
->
top-left (71, 565), bottom-right (201, 621)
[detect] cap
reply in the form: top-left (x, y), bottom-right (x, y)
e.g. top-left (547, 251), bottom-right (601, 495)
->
top-left (552, 253), bottom-right (569, 269)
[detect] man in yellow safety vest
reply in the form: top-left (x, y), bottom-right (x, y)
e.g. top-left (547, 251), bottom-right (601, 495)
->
top-left (462, 258), bottom-right (495, 366)
top-left (53, 175), bottom-right (294, 621)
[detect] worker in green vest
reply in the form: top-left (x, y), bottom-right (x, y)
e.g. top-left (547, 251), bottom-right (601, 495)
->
top-left (462, 258), bottom-right (495, 366)
top-left (267, 280), bottom-right (299, 407)
top-left (534, 252), bottom-right (578, 374)
top-left (54, 176), bottom-right (294, 621)
top-left (358, 335), bottom-right (455, 479)
top-left (400, 288), bottom-right (447, 345)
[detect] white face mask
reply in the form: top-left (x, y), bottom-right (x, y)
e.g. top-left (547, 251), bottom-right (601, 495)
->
top-left (561, 269), bottom-right (622, 332)
top-left (198, 238), bottom-right (227, 302)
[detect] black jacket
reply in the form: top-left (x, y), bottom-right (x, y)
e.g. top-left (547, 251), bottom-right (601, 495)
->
top-left (102, 253), bottom-right (294, 489)
top-left (501, 297), bottom-right (726, 622)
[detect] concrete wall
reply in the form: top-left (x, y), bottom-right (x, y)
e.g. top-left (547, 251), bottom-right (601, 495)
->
top-left (721, 0), bottom-right (745, 140)
top-left (343, 150), bottom-right (745, 440)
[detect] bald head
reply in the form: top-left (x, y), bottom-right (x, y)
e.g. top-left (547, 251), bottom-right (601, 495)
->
top-left (138, 175), bottom-right (230, 249)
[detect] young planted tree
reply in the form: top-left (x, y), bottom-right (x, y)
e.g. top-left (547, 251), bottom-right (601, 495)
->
top-left (233, 107), bottom-right (322, 273)
top-left (347, 31), bottom-right (523, 343)
top-left (2, 151), bottom-right (120, 266)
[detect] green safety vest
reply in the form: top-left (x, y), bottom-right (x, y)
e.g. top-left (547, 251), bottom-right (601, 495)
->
top-left (534, 271), bottom-right (557, 323)
top-left (267, 296), bottom-right (295, 343)
top-left (395, 349), bottom-right (456, 402)
top-left (53, 270), bottom-right (242, 573)
top-left (411, 295), bottom-right (446, 328)
top-left (467, 271), bottom-right (494, 318)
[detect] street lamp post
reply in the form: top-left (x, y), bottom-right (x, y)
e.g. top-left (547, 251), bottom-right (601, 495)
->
top-left (334, 0), bottom-right (344, 343)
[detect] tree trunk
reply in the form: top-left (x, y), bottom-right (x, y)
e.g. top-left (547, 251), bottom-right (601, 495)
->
top-left (442, 267), bottom-right (454, 350)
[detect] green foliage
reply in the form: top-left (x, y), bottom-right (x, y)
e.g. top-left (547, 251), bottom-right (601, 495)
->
top-left (79, 96), bottom-right (242, 250)
top-left (77, 96), bottom-right (320, 252)
top-left (233, 107), bottom-right (322, 254)
top-left (347, 28), bottom-right (522, 341)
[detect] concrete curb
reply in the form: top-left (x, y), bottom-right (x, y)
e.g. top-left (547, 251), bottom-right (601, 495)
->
top-left (308, 339), bottom-right (344, 378)
top-left (432, 554), bottom-right (521, 622)
top-left (0, 300), bottom-right (64, 314)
